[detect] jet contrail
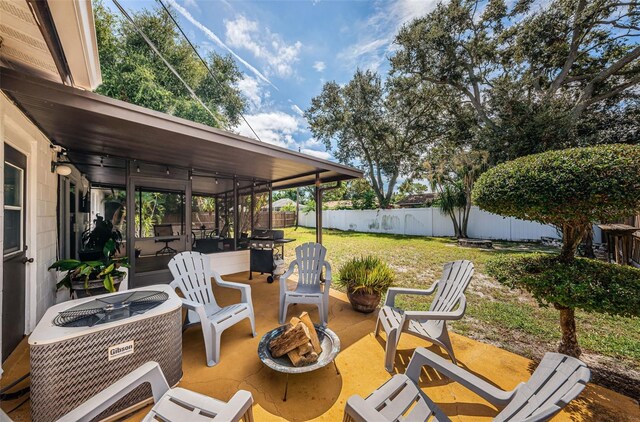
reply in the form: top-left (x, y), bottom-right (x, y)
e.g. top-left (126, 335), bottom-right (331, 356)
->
top-left (165, 0), bottom-right (277, 90)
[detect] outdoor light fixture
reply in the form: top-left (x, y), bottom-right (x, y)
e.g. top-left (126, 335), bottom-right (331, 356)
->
top-left (100, 157), bottom-right (104, 167)
top-left (51, 162), bottom-right (72, 176)
top-left (215, 178), bottom-right (219, 185)
top-left (136, 164), bottom-right (141, 173)
top-left (166, 167), bottom-right (170, 175)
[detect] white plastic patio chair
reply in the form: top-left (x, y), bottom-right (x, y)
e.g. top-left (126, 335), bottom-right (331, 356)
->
top-left (376, 260), bottom-right (474, 372)
top-left (169, 251), bottom-right (256, 367)
top-left (57, 361), bottom-right (254, 422)
top-left (343, 348), bottom-right (590, 422)
top-left (279, 242), bottom-right (331, 325)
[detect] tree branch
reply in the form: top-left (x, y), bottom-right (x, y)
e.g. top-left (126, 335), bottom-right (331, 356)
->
top-left (548, 0), bottom-right (586, 96)
top-left (573, 44), bottom-right (640, 118)
top-left (584, 74), bottom-right (640, 106)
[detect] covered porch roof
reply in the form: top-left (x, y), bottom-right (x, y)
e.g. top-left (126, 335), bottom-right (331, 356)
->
top-left (0, 67), bottom-right (362, 192)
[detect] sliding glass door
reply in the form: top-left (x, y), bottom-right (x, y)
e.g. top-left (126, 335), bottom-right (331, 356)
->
top-left (127, 177), bottom-right (191, 288)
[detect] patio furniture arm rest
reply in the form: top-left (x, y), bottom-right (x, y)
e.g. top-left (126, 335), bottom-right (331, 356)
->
top-left (213, 390), bottom-right (254, 421)
top-left (213, 272), bottom-right (252, 303)
top-left (403, 295), bottom-right (468, 321)
top-left (180, 298), bottom-right (209, 322)
top-left (344, 395), bottom-right (387, 422)
top-left (57, 362), bottom-right (170, 422)
top-left (384, 284), bottom-right (438, 307)
top-left (406, 348), bottom-right (516, 407)
top-left (280, 261), bottom-right (298, 296)
top-left (322, 261), bottom-right (332, 294)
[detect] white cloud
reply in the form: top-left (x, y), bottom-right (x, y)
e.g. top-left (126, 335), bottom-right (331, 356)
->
top-left (182, 0), bottom-right (199, 12)
top-left (338, 0), bottom-right (439, 71)
top-left (313, 61), bottom-right (326, 72)
top-left (301, 148), bottom-right (331, 160)
top-left (225, 15), bottom-right (302, 79)
top-left (165, 0), bottom-right (275, 88)
top-left (235, 111), bottom-right (303, 148)
top-left (291, 104), bottom-right (304, 116)
top-left (236, 76), bottom-right (268, 110)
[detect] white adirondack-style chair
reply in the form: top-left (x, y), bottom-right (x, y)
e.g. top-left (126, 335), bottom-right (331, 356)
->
top-left (376, 260), bottom-right (474, 372)
top-left (343, 348), bottom-right (590, 422)
top-left (58, 362), bottom-right (254, 422)
top-left (169, 251), bottom-right (256, 367)
top-left (279, 242), bottom-right (331, 325)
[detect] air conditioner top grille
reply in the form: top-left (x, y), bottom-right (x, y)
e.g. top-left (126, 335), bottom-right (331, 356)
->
top-left (53, 290), bottom-right (169, 328)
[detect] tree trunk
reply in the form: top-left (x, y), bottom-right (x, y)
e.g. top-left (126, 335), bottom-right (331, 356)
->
top-left (461, 201), bottom-right (471, 239)
top-left (582, 227), bottom-right (596, 258)
top-left (448, 210), bottom-right (461, 238)
top-left (559, 224), bottom-right (589, 263)
top-left (555, 304), bottom-right (581, 358)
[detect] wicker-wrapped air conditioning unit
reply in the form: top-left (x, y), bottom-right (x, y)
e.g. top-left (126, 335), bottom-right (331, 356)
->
top-left (29, 285), bottom-right (182, 421)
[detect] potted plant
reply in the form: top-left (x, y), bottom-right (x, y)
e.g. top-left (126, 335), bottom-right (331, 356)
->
top-left (50, 238), bottom-right (128, 298)
top-left (79, 215), bottom-right (123, 261)
top-left (337, 256), bottom-right (394, 313)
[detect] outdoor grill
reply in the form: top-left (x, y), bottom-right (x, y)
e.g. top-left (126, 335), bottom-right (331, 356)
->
top-left (249, 229), bottom-right (293, 283)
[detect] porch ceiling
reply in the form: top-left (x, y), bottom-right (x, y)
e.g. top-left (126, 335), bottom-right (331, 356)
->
top-left (0, 68), bottom-right (361, 191)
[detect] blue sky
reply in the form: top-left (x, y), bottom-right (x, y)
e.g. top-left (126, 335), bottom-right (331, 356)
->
top-left (114, 0), bottom-right (439, 161)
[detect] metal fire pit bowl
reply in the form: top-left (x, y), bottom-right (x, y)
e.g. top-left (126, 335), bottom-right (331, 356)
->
top-left (258, 324), bottom-right (341, 400)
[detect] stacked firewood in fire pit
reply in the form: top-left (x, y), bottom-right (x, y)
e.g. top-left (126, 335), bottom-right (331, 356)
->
top-left (268, 312), bottom-right (322, 367)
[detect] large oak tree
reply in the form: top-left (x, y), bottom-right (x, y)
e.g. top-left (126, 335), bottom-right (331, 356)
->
top-left (305, 70), bottom-right (436, 208)
top-left (392, 0), bottom-right (640, 163)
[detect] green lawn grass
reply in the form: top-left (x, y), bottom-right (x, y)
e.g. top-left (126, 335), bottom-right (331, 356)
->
top-left (282, 227), bottom-right (640, 367)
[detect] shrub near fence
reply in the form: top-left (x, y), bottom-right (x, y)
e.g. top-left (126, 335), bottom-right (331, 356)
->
top-left (298, 207), bottom-right (603, 243)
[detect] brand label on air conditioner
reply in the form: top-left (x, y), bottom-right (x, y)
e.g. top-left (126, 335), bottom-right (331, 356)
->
top-left (108, 341), bottom-right (135, 361)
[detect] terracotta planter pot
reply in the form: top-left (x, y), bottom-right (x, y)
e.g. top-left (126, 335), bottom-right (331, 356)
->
top-left (347, 288), bottom-right (381, 313)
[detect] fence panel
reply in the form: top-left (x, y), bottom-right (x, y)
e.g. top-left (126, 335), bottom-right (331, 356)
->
top-left (299, 206), bottom-right (565, 242)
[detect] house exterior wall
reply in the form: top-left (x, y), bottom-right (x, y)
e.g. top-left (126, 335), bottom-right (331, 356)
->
top-left (1, 93), bottom-right (58, 355)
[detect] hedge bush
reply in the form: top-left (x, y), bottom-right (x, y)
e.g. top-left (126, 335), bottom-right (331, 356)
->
top-left (486, 253), bottom-right (640, 318)
top-left (472, 144), bottom-right (640, 226)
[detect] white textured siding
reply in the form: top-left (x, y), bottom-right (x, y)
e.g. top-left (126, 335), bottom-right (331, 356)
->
top-left (1, 93), bottom-right (59, 340)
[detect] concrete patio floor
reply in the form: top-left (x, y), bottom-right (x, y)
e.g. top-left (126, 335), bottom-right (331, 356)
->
top-left (2, 272), bottom-right (638, 421)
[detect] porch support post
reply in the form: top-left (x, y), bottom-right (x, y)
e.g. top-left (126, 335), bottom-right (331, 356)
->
top-left (185, 175), bottom-right (192, 251)
top-left (315, 173), bottom-right (322, 244)
top-left (250, 184), bottom-right (255, 234)
top-left (268, 184), bottom-right (273, 230)
top-left (214, 195), bottom-right (219, 234)
top-left (233, 176), bottom-right (238, 250)
top-left (125, 160), bottom-right (136, 288)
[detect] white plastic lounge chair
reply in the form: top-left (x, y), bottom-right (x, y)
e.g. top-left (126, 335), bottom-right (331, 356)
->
top-left (57, 361), bottom-right (254, 422)
top-left (376, 260), bottom-right (474, 372)
top-left (344, 348), bottom-right (590, 422)
top-left (169, 251), bottom-right (256, 367)
top-left (279, 242), bottom-right (331, 325)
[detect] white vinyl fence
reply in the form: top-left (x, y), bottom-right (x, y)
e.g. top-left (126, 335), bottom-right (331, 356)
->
top-left (298, 206), bottom-right (603, 243)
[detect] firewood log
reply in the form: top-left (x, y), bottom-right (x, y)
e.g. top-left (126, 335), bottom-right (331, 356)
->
top-left (287, 342), bottom-right (314, 366)
top-left (269, 322), bottom-right (311, 358)
top-left (299, 312), bottom-right (322, 354)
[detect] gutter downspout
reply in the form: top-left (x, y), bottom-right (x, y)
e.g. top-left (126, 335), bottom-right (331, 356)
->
top-left (26, 0), bottom-right (74, 86)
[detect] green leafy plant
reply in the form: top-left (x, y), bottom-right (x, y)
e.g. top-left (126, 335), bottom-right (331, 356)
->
top-left (474, 144), bottom-right (640, 357)
top-left (50, 239), bottom-right (128, 293)
top-left (81, 215), bottom-right (123, 258)
top-left (337, 256), bottom-right (395, 295)
top-left (487, 254), bottom-right (640, 318)
top-left (473, 144), bottom-right (640, 262)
